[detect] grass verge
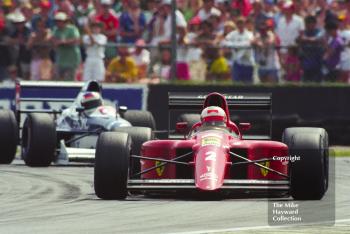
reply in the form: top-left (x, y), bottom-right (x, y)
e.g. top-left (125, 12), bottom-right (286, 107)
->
top-left (330, 146), bottom-right (350, 157)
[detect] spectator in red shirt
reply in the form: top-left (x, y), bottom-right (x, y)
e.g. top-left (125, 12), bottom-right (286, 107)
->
top-left (231, 0), bottom-right (252, 17)
top-left (95, 0), bottom-right (119, 61)
top-left (95, 0), bottom-right (119, 41)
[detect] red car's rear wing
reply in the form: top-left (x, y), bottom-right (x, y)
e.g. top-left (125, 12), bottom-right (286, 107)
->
top-left (168, 92), bottom-right (272, 111)
top-left (168, 92), bottom-right (272, 139)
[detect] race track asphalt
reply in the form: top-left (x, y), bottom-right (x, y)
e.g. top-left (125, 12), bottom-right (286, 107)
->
top-left (0, 158), bottom-right (349, 234)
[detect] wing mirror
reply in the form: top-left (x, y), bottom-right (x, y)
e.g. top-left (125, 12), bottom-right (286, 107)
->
top-left (119, 105), bottom-right (128, 117)
top-left (176, 122), bottom-right (188, 134)
top-left (239, 123), bottom-right (251, 131)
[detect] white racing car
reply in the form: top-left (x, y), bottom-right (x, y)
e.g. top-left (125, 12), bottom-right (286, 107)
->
top-left (0, 80), bottom-right (154, 167)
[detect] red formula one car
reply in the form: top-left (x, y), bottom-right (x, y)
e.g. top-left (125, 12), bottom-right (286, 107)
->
top-left (94, 92), bottom-right (329, 200)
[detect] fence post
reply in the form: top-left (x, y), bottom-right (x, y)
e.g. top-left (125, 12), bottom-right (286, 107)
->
top-left (170, 0), bottom-right (177, 81)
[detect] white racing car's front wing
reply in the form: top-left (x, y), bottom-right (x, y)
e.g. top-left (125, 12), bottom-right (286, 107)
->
top-left (55, 140), bottom-right (95, 165)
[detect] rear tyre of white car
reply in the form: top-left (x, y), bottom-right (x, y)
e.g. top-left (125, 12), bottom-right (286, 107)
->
top-left (0, 110), bottom-right (18, 164)
top-left (123, 110), bottom-right (156, 130)
top-left (283, 127), bottom-right (328, 200)
top-left (22, 113), bottom-right (57, 167)
top-left (94, 132), bottom-right (131, 200)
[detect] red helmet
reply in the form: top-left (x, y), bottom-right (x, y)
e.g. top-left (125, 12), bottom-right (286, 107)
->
top-left (81, 92), bottom-right (103, 114)
top-left (200, 106), bottom-right (227, 125)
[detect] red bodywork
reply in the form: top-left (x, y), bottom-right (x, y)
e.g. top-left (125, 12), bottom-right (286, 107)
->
top-left (138, 93), bottom-right (289, 193)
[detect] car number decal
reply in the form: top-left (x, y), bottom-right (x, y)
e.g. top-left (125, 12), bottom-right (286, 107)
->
top-left (205, 151), bottom-right (217, 161)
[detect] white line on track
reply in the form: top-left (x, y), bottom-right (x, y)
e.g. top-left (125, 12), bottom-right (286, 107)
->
top-left (169, 218), bottom-right (350, 234)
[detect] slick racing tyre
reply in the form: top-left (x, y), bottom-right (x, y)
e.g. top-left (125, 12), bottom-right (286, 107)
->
top-left (22, 113), bottom-right (57, 167)
top-left (178, 114), bottom-right (200, 129)
top-left (94, 132), bottom-right (131, 199)
top-left (0, 110), bottom-right (18, 164)
top-left (283, 127), bottom-right (329, 190)
top-left (112, 127), bottom-right (153, 177)
top-left (123, 110), bottom-right (156, 130)
top-left (282, 127), bottom-right (329, 200)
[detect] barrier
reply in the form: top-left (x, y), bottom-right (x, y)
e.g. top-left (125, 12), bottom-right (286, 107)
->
top-left (1, 82), bottom-right (349, 144)
top-left (0, 82), bottom-right (148, 111)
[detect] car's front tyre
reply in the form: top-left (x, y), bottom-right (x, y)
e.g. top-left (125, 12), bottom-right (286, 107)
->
top-left (111, 126), bottom-right (153, 177)
top-left (283, 127), bottom-right (328, 200)
top-left (94, 132), bottom-right (131, 200)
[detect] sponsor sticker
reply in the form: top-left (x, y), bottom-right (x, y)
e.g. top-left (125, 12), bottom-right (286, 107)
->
top-left (225, 95), bottom-right (244, 99)
top-left (201, 136), bottom-right (221, 147)
top-left (155, 161), bottom-right (165, 176)
top-left (200, 172), bottom-right (218, 181)
top-left (201, 133), bottom-right (223, 139)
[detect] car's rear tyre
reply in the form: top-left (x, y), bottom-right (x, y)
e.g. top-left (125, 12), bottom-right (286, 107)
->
top-left (22, 113), bottom-right (56, 167)
top-left (112, 127), bottom-right (153, 177)
top-left (0, 110), bottom-right (18, 164)
top-left (282, 127), bottom-right (328, 200)
top-left (94, 132), bottom-right (131, 199)
top-left (123, 110), bottom-right (156, 130)
top-left (178, 114), bottom-right (200, 129)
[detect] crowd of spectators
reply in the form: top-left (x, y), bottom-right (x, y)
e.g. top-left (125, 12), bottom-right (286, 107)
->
top-left (0, 0), bottom-right (350, 84)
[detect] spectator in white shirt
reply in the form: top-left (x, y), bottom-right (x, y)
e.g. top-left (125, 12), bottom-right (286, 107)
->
top-left (188, 16), bottom-right (206, 82)
top-left (197, 0), bottom-right (221, 21)
top-left (131, 39), bottom-right (150, 79)
top-left (152, 48), bottom-right (172, 81)
top-left (253, 19), bottom-right (281, 83)
top-left (82, 20), bottom-right (107, 81)
top-left (223, 17), bottom-right (255, 83)
top-left (148, 0), bottom-right (186, 74)
top-left (276, 2), bottom-right (304, 60)
top-left (149, 0), bottom-right (187, 46)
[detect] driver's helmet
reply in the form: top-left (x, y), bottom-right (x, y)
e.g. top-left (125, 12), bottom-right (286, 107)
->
top-left (81, 92), bottom-right (103, 114)
top-left (200, 106), bottom-right (227, 127)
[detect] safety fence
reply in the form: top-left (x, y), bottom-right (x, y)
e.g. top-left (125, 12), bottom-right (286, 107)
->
top-left (0, 42), bottom-right (347, 84)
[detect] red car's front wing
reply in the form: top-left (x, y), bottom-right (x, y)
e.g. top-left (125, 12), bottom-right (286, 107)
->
top-left (127, 179), bottom-right (290, 193)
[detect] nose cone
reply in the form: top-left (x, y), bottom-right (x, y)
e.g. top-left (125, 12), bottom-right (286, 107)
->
top-left (194, 147), bottom-right (227, 191)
